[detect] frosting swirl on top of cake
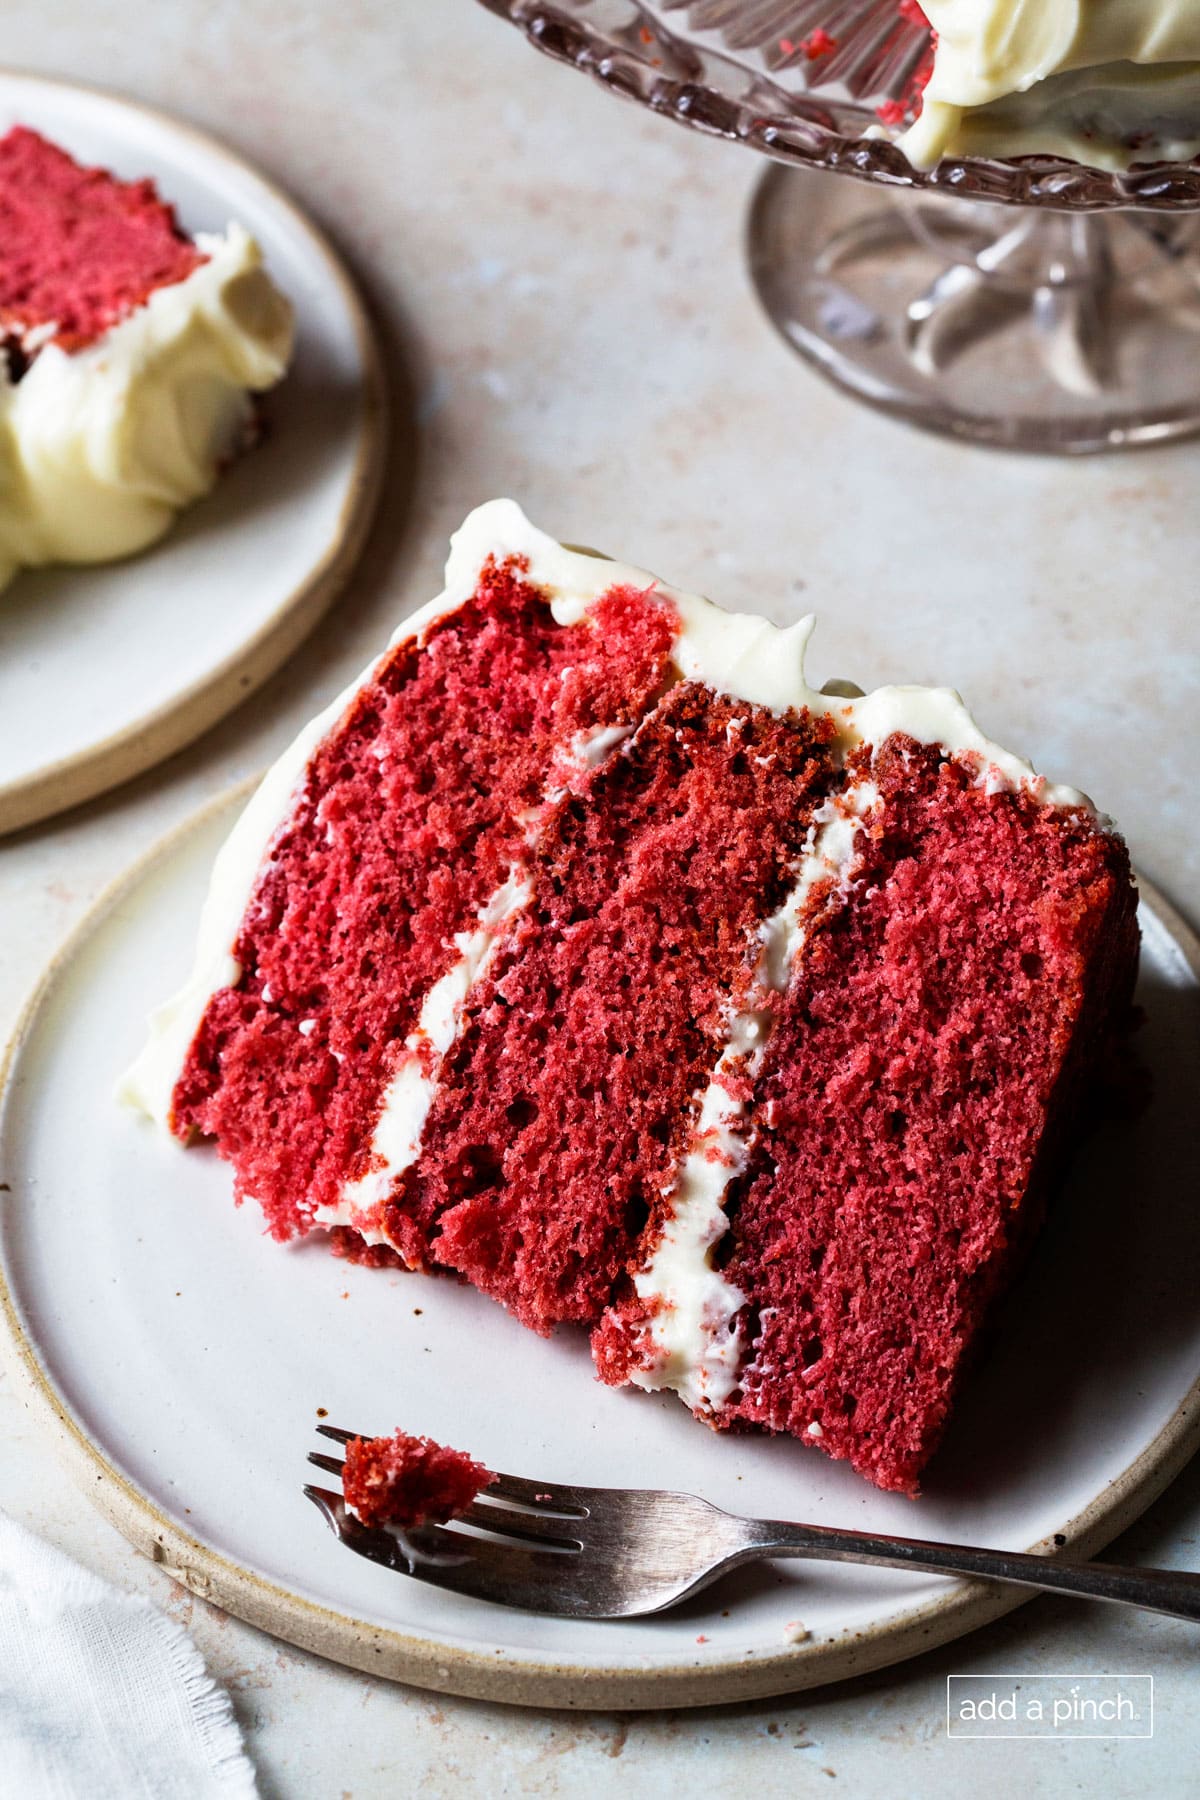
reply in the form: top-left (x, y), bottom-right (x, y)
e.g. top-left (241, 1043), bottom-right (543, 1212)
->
top-left (513, 502), bottom-right (1088, 808)
top-left (901, 0), bottom-right (1200, 167)
top-left (0, 223), bottom-right (293, 593)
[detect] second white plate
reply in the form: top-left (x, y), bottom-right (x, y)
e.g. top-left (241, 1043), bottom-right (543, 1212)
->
top-left (1, 791), bottom-right (1198, 1707)
top-left (0, 72), bottom-right (386, 834)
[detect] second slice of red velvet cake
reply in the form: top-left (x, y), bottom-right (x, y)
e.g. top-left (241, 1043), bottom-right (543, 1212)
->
top-left (125, 501), bottom-right (1138, 1495)
top-left (0, 125), bottom-right (293, 593)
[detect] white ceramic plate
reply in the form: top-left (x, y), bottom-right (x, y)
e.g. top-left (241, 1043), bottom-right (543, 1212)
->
top-left (0, 73), bottom-right (385, 835)
top-left (2, 790), bottom-right (1198, 1708)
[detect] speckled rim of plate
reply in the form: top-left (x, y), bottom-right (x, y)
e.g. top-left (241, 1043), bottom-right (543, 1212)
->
top-left (0, 69), bottom-right (387, 839)
top-left (0, 786), bottom-right (1198, 1711)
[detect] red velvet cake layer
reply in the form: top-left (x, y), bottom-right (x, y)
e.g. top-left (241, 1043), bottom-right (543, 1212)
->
top-left (342, 1430), bottom-right (494, 1529)
top-left (0, 126), bottom-right (203, 357)
top-left (378, 687), bottom-right (838, 1332)
top-left (172, 558), bottom-right (677, 1240)
top-left (716, 739), bottom-right (1139, 1493)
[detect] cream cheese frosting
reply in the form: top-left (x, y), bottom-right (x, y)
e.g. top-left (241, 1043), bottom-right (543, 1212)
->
top-left (626, 779), bottom-right (882, 1415)
top-left (0, 223), bottom-right (293, 593)
top-left (317, 867), bottom-right (536, 1244)
top-left (900, 0), bottom-right (1200, 168)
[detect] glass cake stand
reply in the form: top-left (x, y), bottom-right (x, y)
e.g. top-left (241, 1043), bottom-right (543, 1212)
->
top-left (479, 0), bottom-right (1200, 452)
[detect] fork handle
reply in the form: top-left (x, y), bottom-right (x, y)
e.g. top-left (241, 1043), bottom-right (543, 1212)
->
top-left (741, 1520), bottom-right (1200, 1623)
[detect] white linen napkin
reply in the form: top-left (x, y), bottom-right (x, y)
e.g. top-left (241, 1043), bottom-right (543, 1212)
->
top-left (0, 1510), bottom-right (258, 1799)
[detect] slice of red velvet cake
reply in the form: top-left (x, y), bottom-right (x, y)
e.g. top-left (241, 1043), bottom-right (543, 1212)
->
top-left (0, 125), bottom-right (293, 593)
top-left (125, 501), bottom-right (1138, 1495)
top-left (342, 1431), bottom-right (493, 1530)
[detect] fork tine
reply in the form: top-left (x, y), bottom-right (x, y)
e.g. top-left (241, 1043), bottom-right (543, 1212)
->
top-left (486, 1471), bottom-right (590, 1516)
top-left (305, 1488), bottom-right (566, 1588)
top-left (409, 1525), bottom-right (599, 1609)
top-left (313, 1431), bottom-right (589, 1516)
top-left (305, 1489), bottom-right (458, 1574)
top-left (307, 1451), bottom-right (345, 1477)
top-left (306, 1458), bottom-right (582, 1542)
top-left (461, 1497), bottom-right (584, 1549)
top-left (305, 1432), bottom-right (586, 1548)
top-left (303, 1484), bottom-right (343, 1531)
top-left (304, 1485), bottom-right (635, 1617)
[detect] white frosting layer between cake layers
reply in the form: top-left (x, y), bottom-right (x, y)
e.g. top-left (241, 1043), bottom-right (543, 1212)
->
top-left (628, 1022), bottom-right (757, 1416)
top-left (314, 868), bottom-right (534, 1245)
top-left (626, 779), bottom-right (882, 1415)
top-left (0, 223), bottom-right (293, 593)
top-left (900, 0), bottom-right (1200, 168)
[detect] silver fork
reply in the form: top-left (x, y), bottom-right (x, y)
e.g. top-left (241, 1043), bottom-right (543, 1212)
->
top-left (305, 1426), bottom-right (1200, 1623)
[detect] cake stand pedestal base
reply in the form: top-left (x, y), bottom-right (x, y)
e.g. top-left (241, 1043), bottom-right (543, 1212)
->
top-left (748, 162), bottom-right (1200, 454)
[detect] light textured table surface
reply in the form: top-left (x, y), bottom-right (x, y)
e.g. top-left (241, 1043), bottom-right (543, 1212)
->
top-left (2, 5), bottom-right (1198, 1796)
